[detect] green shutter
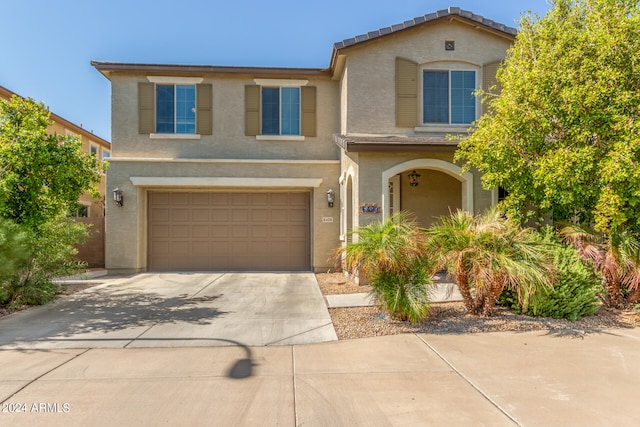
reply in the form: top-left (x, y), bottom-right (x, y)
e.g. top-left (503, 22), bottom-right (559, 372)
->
top-left (482, 61), bottom-right (502, 115)
top-left (138, 82), bottom-right (155, 134)
top-left (396, 57), bottom-right (418, 127)
top-left (245, 85), bottom-right (260, 136)
top-left (301, 86), bottom-right (316, 137)
top-left (196, 84), bottom-right (212, 135)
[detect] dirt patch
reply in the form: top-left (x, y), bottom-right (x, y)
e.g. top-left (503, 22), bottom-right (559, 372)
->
top-left (316, 273), bottom-right (640, 340)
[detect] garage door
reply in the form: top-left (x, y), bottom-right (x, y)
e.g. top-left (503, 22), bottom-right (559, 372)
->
top-left (148, 191), bottom-right (310, 271)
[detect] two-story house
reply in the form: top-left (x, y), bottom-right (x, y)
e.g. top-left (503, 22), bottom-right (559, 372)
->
top-left (0, 84), bottom-right (111, 267)
top-left (93, 7), bottom-right (516, 274)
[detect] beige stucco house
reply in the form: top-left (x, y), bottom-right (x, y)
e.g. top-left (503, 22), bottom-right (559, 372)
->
top-left (93, 7), bottom-right (515, 274)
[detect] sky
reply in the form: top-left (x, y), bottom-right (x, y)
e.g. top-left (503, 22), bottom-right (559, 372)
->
top-left (1, 0), bottom-right (551, 142)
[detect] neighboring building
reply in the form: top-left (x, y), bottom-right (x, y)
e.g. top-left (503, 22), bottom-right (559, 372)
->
top-left (0, 85), bottom-right (111, 267)
top-left (93, 7), bottom-right (516, 274)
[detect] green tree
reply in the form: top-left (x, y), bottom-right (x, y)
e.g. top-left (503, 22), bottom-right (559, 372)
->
top-left (0, 95), bottom-right (104, 307)
top-left (338, 212), bottom-right (432, 323)
top-left (428, 209), bottom-right (555, 317)
top-left (455, 0), bottom-right (640, 234)
top-left (0, 95), bottom-right (103, 229)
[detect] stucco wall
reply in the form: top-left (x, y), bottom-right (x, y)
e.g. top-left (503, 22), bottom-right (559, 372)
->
top-left (110, 74), bottom-right (340, 161)
top-left (105, 159), bottom-right (340, 273)
top-left (340, 19), bottom-right (512, 135)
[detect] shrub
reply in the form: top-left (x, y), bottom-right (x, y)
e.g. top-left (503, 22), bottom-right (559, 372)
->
top-left (500, 241), bottom-right (602, 321)
top-left (2, 217), bottom-right (88, 308)
top-left (0, 218), bottom-right (31, 304)
top-left (338, 212), bottom-right (432, 323)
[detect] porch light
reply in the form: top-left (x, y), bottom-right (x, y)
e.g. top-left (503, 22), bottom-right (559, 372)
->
top-left (326, 188), bottom-right (335, 208)
top-left (408, 170), bottom-right (421, 187)
top-left (112, 188), bottom-right (123, 207)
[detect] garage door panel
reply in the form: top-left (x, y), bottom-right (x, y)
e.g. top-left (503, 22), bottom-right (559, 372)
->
top-left (149, 191), bottom-right (310, 271)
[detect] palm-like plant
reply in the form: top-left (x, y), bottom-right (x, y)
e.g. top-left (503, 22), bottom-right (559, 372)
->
top-left (338, 212), bottom-right (432, 323)
top-left (559, 224), bottom-right (640, 308)
top-left (428, 209), bottom-right (555, 317)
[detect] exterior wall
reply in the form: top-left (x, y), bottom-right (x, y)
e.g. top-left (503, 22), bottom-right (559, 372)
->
top-left (106, 161), bottom-right (340, 273)
top-left (340, 20), bottom-right (512, 135)
top-left (400, 169), bottom-right (462, 227)
top-left (110, 74), bottom-right (339, 161)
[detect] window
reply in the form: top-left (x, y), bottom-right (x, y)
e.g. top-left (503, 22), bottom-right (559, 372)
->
top-left (261, 87), bottom-right (300, 135)
top-left (90, 145), bottom-right (98, 156)
top-left (156, 84), bottom-right (196, 134)
top-left (423, 70), bottom-right (476, 124)
top-left (139, 78), bottom-right (211, 137)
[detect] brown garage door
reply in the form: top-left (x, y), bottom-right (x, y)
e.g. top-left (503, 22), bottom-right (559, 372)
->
top-left (148, 191), bottom-right (310, 271)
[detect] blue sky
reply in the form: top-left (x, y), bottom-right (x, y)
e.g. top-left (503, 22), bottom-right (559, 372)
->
top-left (1, 1), bottom-right (550, 141)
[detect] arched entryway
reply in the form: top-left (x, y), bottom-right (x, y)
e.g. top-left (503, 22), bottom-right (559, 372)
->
top-left (382, 159), bottom-right (473, 225)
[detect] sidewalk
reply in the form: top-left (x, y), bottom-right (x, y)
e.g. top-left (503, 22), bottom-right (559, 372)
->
top-left (2, 329), bottom-right (639, 426)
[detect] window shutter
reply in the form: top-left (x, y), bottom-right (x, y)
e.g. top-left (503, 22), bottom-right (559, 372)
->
top-left (301, 86), bottom-right (316, 137)
top-left (138, 82), bottom-right (155, 134)
top-left (245, 85), bottom-right (260, 136)
top-left (396, 57), bottom-right (418, 127)
top-left (482, 61), bottom-right (502, 115)
top-left (196, 84), bottom-right (212, 135)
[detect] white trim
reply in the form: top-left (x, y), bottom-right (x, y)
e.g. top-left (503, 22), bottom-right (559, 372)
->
top-left (253, 78), bottom-right (308, 87)
top-left (381, 159), bottom-right (473, 220)
top-left (130, 177), bottom-right (324, 188)
top-left (109, 157), bottom-right (339, 165)
top-left (146, 76), bottom-right (203, 84)
top-left (256, 135), bottom-right (305, 142)
top-left (149, 133), bottom-right (201, 140)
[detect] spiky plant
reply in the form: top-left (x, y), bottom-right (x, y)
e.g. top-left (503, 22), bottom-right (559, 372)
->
top-left (559, 224), bottom-right (640, 308)
top-left (428, 209), bottom-right (555, 316)
top-left (338, 212), bottom-right (432, 323)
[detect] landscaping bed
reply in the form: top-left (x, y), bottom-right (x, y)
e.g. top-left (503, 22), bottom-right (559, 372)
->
top-left (316, 273), bottom-right (640, 340)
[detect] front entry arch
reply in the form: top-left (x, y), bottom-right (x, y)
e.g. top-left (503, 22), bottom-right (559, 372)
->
top-left (381, 159), bottom-right (473, 220)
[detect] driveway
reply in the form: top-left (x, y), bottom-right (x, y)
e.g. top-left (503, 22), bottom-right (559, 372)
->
top-left (0, 272), bottom-right (337, 349)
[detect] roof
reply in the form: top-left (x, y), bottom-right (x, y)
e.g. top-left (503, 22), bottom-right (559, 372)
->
top-left (329, 7), bottom-right (517, 71)
top-left (333, 134), bottom-right (460, 153)
top-left (91, 61), bottom-right (330, 80)
top-left (0, 85), bottom-right (111, 148)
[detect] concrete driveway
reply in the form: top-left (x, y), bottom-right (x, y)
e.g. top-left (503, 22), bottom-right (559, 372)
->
top-left (0, 272), bottom-right (337, 349)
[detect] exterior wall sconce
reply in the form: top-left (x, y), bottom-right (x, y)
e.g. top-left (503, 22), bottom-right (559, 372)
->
top-left (113, 188), bottom-right (123, 207)
top-left (326, 188), bottom-right (335, 208)
top-left (408, 170), bottom-right (421, 187)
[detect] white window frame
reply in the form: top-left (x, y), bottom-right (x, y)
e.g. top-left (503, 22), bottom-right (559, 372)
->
top-left (147, 76), bottom-right (203, 139)
top-left (253, 79), bottom-right (307, 141)
top-left (416, 62), bottom-right (480, 132)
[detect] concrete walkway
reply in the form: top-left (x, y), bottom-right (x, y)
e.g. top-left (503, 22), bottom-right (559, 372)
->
top-left (1, 329), bottom-right (639, 426)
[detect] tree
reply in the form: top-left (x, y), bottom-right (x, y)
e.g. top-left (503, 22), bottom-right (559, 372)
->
top-left (338, 212), bottom-right (432, 323)
top-left (0, 95), bottom-right (103, 229)
top-left (0, 95), bottom-right (104, 307)
top-left (559, 224), bottom-right (640, 307)
top-left (455, 0), bottom-right (640, 234)
top-left (428, 209), bottom-right (555, 317)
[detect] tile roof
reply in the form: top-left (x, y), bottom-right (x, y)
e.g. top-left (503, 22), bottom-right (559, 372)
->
top-left (333, 7), bottom-right (517, 51)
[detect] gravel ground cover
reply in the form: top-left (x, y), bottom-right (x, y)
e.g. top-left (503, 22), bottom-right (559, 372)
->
top-left (316, 273), bottom-right (640, 340)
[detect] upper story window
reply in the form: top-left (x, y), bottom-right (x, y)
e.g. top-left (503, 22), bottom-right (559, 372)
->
top-left (156, 84), bottom-right (196, 134)
top-left (262, 87), bottom-right (300, 135)
top-left (423, 70), bottom-right (476, 125)
top-left (139, 76), bottom-right (212, 138)
top-left (245, 79), bottom-right (316, 139)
